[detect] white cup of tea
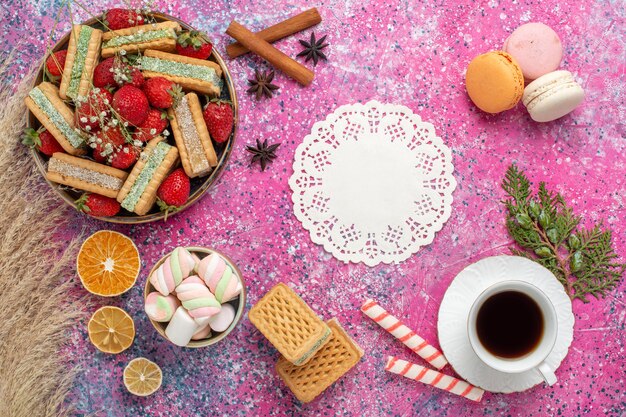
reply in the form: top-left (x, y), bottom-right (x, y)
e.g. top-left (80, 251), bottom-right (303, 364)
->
top-left (467, 280), bottom-right (558, 385)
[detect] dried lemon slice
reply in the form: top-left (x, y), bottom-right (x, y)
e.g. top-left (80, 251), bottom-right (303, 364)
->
top-left (88, 306), bottom-right (135, 354)
top-left (123, 358), bottom-right (163, 396)
top-left (77, 230), bottom-right (140, 297)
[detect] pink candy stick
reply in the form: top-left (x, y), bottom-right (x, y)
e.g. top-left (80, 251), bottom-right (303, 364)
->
top-left (361, 298), bottom-right (448, 370)
top-left (385, 356), bottom-right (484, 402)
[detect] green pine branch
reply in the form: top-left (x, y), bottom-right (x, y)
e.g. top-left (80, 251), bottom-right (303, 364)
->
top-left (501, 165), bottom-right (625, 303)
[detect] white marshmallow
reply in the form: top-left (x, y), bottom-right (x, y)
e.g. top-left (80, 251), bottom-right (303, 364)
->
top-left (208, 303), bottom-right (236, 333)
top-left (165, 307), bottom-right (200, 347)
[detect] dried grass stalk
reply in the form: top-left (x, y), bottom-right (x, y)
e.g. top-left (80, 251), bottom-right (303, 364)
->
top-left (0, 62), bottom-right (87, 417)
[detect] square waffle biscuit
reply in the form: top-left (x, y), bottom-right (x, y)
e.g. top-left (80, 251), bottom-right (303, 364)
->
top-left (276, 318), bottom-right (363, 403)
top-left (249, 283), bottom-right (330, 366)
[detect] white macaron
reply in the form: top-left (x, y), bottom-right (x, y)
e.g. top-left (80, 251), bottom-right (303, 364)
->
top-left (522, 70), bottom-right (585, 122)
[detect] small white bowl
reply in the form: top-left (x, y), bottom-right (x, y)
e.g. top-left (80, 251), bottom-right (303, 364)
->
top-left (144, 247), bottom-right (246, 348)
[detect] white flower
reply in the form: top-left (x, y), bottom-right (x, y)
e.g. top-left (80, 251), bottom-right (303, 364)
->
top-left (120, 49), bottom-right (127, 56)
top-left (150, 128), bottom-right (156, 135)
top-left (123, 147), bottom-right (129, 154)
top-left (90, 116), bottom-right (98, 123)
top-left (163, 130), bottom-right (170, 137)
top-left (85, 125), bottom-right (91, 131)
top-left (80, 117), bottom-right (88, 123)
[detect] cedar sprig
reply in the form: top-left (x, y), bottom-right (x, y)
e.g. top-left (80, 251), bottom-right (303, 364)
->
top-left (502, 164), bottom-right (625, 302)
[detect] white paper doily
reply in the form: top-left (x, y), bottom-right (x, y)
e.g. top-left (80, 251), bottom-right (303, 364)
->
top-left (437, 256), bottom-right (575, 393)
top-left (289, 100), bottom-right (457, 266)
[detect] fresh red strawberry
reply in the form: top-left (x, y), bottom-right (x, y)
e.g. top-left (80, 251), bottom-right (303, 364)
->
top-left (103, 8), bottom-right (144, 31)
top-left (75, 88), bottom-right (113, 132)
top-left (94, 125), bottom-right (127, 147)
top-left (113, 85), bottom-right (149, 126)
top-left (134, 109), bottom-right (168, 142)
top-left (92, 146), bottom-right (107, 163)
top-left (90, 125), bottom-right (128, 162)
top-left (96, 57), bottom-right (144, 88)
top-left (45, 50), bottom-right (67, 78)
top-left (175, 31), bottom-right (213, 60)
top-left (127, 67), bottom-right (144, 88)
top-left (202, 99), bottom-right (233, 143)
top-left (75, 193), bottom-right (121, 217)
top-left (114, 62), bottom-right (144, 88)
top-left (22, 128), bottom-right (64, 156)
top-left (93, 57), bottom-right (116, 88)
top-left (157, 168), bottom-right (190, 217)
top-left (142, 77), bottom-right (182, 109)
top-left (110, 144), bottom-right (140, 169)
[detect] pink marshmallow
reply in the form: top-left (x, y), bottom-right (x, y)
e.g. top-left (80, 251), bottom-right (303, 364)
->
top-left (149, 259), bottom-right (177, 296)
top-left (209, 303), bottom-right (236, 333)
top-left (176, 276), bottom-right (221, 322)
top-left (191, 323), bottom-right (212, 340)
top-left (145, 292), bottom-right (180, 322)
top-left (197, 253), bottom-right (227, 291)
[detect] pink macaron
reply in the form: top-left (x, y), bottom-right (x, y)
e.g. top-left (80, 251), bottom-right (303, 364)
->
top-left (503, 22), bottom-right (562, 81)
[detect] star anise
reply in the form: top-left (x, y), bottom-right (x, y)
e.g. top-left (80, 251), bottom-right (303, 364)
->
top-left (296, 32), bottom-right (328, 66)
top-left (246, 139), bottom-right (280, 171)
top-left (247, 69), bottom-right (279, 100)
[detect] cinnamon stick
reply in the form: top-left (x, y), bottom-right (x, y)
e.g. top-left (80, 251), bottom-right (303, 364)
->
top-left (226, 8), bottom-right (322, 59)
top-left (226, 21), bottom-right (314, 86)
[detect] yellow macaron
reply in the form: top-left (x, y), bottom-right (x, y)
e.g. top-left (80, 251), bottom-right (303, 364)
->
top-left (465, 51), bottom-right (525, 114)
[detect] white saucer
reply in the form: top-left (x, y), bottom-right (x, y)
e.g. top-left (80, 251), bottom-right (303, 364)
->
top-left (437, 255), bottom-right (574, 393)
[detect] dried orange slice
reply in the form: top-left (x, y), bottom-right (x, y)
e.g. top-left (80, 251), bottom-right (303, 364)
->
top-left (88, 306), bottom-right (135, 354)
top-left (77, 230), bottom-right (140, 296)
top-left (123, 358), bottom-right (163, 396)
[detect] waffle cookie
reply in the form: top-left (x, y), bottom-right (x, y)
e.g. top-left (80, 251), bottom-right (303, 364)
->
top-left (101, 21), bottom-right (180, 58)
top-left (59, 25), bottom-right (103, 100)
top-left (249, 283), bottom-right (331, 366)
top-left (141, 50), bottom-right (222, 96)
top-left (276, 319), bottom-right (363, 403)
top-left (46, 152), bottom-right (128, 198)
top-left (116, 137), bottom-right (178, 215)
top-left (25, 82), bottom-right (86, 155)
top-left (168, 92), bottom-right (218, 178)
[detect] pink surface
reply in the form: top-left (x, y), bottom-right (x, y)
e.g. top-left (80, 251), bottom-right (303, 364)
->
top-left (1, 0), bottom-right (625, 415)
